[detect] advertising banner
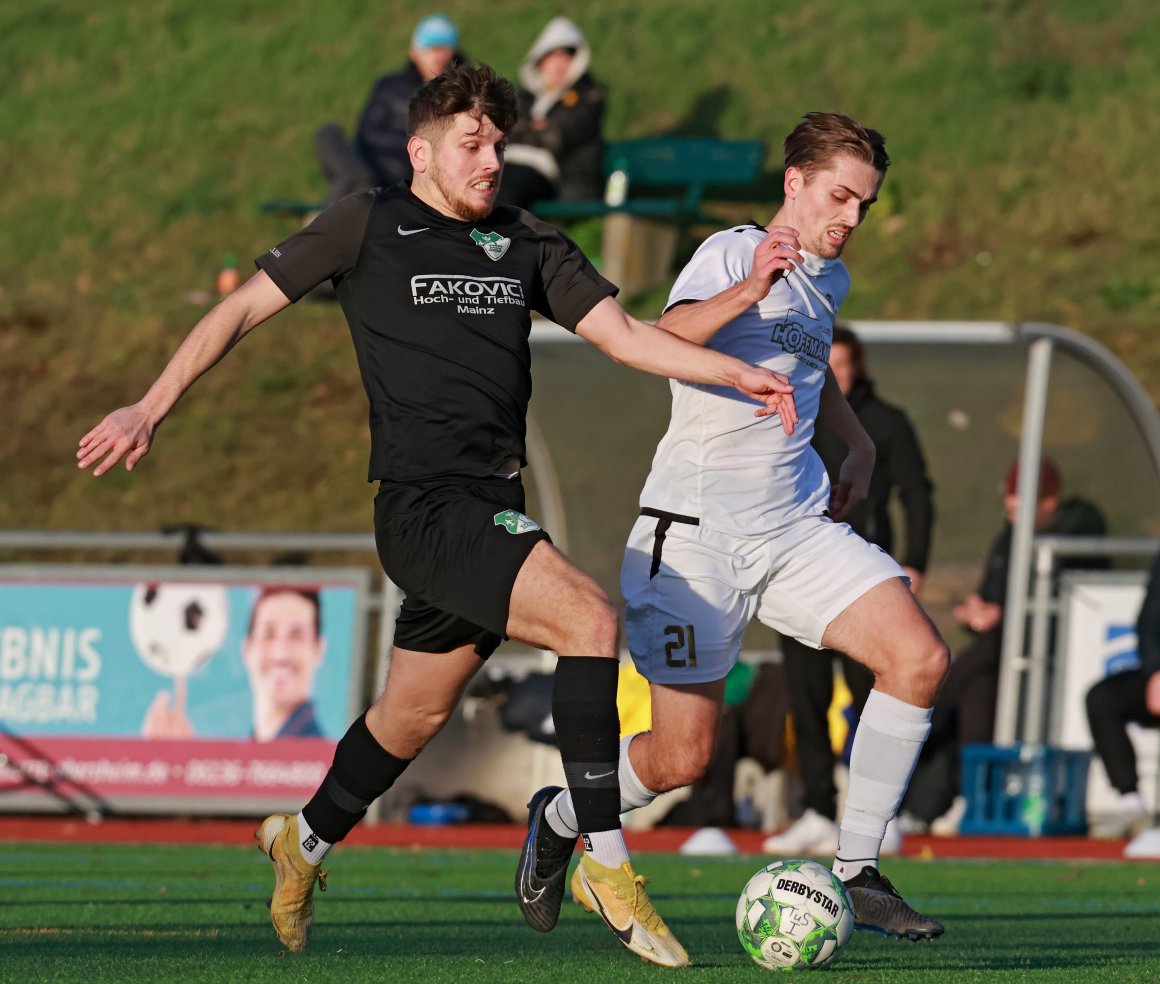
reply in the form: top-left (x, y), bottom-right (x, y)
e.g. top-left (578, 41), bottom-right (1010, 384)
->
top-left (1053, 570), bottom-right (1157, 816)
top-left (0, 565), bottom-right (369, 813)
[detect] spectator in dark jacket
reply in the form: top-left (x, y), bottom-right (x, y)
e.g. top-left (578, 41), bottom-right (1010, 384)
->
top-left (1085, 550), bottom-right (1160, 838)
top-left (763, 325), bottom-right (935, 856)
top-left (900, 457), bottom-right (1108, 832)
top-left (314, 15), bottom-right (462, 203)
top-left (495, 17), bottom-right (606, 210)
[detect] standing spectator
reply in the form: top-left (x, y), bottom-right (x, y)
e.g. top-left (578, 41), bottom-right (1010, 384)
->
top-left (314, 14), bottom-right (462, 203)
top-left (495, 17), bottom-right (605, 210)
top-left (1085, 550), bottom-right (1160, 838)
top-left (763, 324), bottom-right (934, 856)
top-left (901, 457), bottom-right (1108, 832)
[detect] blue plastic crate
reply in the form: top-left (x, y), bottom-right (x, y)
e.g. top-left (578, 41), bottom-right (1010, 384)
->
top-left (959, 743), bottom-right (1090, 836)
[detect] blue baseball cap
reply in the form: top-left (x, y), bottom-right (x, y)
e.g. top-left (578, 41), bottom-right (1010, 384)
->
top-left (411, 14), bottom-right (458, 50)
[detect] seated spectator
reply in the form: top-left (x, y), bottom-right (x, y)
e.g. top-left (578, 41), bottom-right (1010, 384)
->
top-left (314, 14), bottom-right (462, 203)
top-left (494, 17), bottom-right (605, 210)
top-left (1085, 550), bottom-right (1160, 838)
top-left (900, 457), bottom-right (1108, 832)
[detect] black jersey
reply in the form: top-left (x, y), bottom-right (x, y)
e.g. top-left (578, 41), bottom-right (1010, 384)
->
top-left (256, 185), bottom-right (616, 483)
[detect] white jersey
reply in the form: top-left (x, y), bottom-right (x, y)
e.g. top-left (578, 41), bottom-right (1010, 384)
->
top-left (639, 225), bottom-right (850, 534)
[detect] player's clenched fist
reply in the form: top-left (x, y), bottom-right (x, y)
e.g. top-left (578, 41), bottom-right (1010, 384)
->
top-left (742, 225), bottom-right (804, 303)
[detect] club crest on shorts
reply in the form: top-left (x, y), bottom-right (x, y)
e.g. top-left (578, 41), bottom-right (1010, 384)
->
top-left (493, 509), bottom-right (540, 534)
top-left (471, 229), bottom-right (511, 261)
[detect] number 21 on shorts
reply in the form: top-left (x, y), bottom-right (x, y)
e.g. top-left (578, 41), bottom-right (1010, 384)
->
top-left (664, 624), bottom-right (697, 668)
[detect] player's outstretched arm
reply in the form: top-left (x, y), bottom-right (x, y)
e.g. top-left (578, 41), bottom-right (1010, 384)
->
top-left (576, 296), bottom-right (797, 433)
top-left (655, 226), bottom-right (802, 345)
top-left (77, 271), bottom-right (291, 476)
top-left (817, 368), bottom-right (874, 520)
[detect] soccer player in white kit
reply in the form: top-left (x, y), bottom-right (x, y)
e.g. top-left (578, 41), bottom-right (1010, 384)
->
top-left (527, 112), bottom-right (948, 944)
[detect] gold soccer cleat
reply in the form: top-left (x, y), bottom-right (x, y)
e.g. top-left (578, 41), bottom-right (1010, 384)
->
top-left (255, 813), bottom-right (328, 952)
top-left (571, 855), bottom-right (690, 967)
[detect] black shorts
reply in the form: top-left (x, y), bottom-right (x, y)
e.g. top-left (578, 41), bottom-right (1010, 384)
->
top-left (374, 475), bottom-right (552, 657)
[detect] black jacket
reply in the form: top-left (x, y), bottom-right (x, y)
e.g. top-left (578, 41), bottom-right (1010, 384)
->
top-left (354, 62), bottom-right (424, 188)
top-left (510, 73), bottom-right (606, 201)
top-left (977, 497), bottom-right (1109, 605)
top-left (812, 377), bottom-right (934, 572)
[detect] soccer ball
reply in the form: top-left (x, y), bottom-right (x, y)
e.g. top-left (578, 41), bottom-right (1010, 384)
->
top-left (129, 581), bottom-right (230, 678)
top-left (736, 858), bottom-right (854, 970)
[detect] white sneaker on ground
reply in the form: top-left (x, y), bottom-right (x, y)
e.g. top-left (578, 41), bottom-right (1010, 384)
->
top-left (895, 811), bottom-right (930, 836)
top-left (1090, 792), bottom-right (1149, 840)
top-left (930, 795), bottom-right (967, 837)
top-left (761, 808), bottom-right (839, 856)
top-left (678, 827), bottom-right (737, 855)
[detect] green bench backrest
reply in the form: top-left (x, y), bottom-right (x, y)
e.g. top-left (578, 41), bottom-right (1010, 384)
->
top-left (604, 138), bottom-right (765, 189)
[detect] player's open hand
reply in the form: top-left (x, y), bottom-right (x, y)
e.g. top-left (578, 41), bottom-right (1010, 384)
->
top-left (735, 367), bottom-right (797, 435)
top-left (743, 226), bottom-right (803, 303)
top-left (77, 404), bottom-right (156, 476)
top-left (828, 445), bottom-right (873, 521)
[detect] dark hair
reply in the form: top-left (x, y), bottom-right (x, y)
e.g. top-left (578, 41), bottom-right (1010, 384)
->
top-left (784, 112), bottom-right (890, 178)
top-left (247, 585), bottom-right (322, 639)
top-left (407, 62), bottom-right (519, 141)
top-left (831, 324), bottom-right (865, 373)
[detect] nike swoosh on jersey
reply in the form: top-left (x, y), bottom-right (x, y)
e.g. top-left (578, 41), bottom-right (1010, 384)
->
top-left (397, 225), bottom-right (430, 236)
top-left (584, 769), bottom-right (616, 780)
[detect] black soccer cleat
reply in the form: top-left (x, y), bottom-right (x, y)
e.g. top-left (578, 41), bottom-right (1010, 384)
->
top-left (515, 785), bottom-right (578, 932)
top-left (844, 865), bottom-right (945, 941)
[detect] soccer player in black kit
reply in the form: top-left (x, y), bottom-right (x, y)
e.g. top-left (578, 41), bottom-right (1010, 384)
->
top-left (77, 64), bottom-right (798, 967)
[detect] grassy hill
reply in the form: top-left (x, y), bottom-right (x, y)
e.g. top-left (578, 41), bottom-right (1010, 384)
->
top-left (3, 0), bottom-right (1158, 595)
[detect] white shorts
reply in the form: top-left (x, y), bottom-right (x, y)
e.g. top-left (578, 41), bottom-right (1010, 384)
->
top-left (621, 511), bottom-right (905, 685)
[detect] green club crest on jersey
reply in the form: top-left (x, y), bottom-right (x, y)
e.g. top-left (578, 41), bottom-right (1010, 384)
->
top-left (471, 229), bottom-right (511, 261)
top-left (493, 509), bottom-right (540, 534)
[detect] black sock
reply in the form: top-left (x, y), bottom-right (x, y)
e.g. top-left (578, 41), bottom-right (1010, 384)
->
top-left (301, 712), bottom-right (411, 843)
top-left (552, 657), bottom-right (620, 834)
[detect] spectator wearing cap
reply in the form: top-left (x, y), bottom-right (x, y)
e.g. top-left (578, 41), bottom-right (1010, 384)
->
top-left (899, 457), bottom-right (1108, 833)
top-left (495, 16), bottom-right (606, 210)
top-left (314, 14), bottom-right (463, 203)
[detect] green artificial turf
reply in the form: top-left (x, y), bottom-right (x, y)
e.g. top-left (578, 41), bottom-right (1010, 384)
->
top-left (2, 843), bottom-right (1158, 983)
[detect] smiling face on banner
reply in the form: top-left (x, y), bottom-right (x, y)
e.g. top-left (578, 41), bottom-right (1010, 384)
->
top-left (241, 589), bottom-right (326, 716)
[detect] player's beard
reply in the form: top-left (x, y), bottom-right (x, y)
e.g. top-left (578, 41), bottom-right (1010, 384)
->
top-left (812, 225), bottom-right (851, 260)
top-left (430, 159), bottom-right (497, 222)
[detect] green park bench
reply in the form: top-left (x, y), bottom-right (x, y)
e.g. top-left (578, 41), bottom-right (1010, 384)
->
top-left (532, 136), bottom-right (765, 228)
top-left (534, 137), bottom-right (766, 294)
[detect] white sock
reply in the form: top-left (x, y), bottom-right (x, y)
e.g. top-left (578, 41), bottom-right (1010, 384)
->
top-left (833, 690), bottom-right (931, 881)
top-left (545, 733), bottom-right (657, 838)
top-left (617, 733), bottom-right (660, 810)
top-left (582, 828), bottom-right (630, 868)
top-left (294, 812), bottom-right (332, 866)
